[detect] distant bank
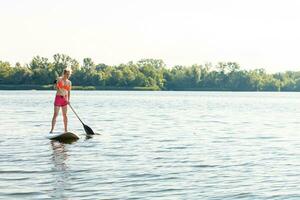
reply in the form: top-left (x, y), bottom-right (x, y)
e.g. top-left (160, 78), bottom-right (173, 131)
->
top-left (0, 84), bottom-right (294, 91)
top-left (0, 84), bottom-right (160, 91)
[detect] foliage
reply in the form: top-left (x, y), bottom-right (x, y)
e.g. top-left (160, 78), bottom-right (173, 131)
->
top-left (0, 54), bottom-right (299, 91)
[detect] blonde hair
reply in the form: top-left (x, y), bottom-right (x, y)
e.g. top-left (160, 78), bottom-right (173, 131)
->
top-left (63, 68), bottom-right (72, 76)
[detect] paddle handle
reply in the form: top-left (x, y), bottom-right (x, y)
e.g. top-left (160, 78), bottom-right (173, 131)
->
top-left (68, 103), bottom-right (85, 125)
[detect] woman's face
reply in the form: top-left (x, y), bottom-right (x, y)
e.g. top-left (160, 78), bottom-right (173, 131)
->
top-left (64, 71), bottom-right (71, 78)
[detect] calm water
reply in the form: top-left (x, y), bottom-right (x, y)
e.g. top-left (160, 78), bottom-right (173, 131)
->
top-left (0, 91), bottom-right (299, 199)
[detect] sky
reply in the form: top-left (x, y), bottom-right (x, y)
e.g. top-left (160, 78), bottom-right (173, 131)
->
top-left (1, 0), bottom-right (300, 72)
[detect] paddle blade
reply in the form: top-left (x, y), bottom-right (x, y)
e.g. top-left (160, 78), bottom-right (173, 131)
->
top-left (83, 124), bottom-right (95, 135)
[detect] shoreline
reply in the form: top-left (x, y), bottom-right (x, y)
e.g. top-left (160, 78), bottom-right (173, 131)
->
top-left (0, 84), bottom-right (297, 91)
top-left (0, 84), bottom-right (160, 91)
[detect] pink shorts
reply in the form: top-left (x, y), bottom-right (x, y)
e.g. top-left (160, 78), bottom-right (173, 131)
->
top-left (54, 95), bottom-right (68, 107)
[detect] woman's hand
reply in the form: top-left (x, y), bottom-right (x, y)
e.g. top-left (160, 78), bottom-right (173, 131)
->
top-left (63, 96), bottom-right (70, 105)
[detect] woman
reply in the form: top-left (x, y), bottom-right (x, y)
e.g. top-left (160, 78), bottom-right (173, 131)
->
top-left (50, 69), bottom-right (72, 133)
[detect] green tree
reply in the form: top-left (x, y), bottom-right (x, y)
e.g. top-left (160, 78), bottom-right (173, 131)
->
top-left (0, 61), bottom-right (13, 84)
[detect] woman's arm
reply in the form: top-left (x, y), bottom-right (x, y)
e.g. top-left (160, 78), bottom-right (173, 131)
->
top-left (53, 79), bottom-right (57, 90)
top-left (68, 90), bottom-right (71, 104)
top-left (68, 81), bottom-right (72, 104)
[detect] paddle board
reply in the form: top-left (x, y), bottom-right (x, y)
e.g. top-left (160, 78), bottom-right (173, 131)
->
top-left (46, 132), bottom-right (79, 140)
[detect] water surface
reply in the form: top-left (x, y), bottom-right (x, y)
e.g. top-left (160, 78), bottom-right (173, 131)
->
top-left (0, 91), bottom-right (299, 199)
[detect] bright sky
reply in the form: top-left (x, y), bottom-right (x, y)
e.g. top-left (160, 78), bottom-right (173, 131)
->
top-left (1, 0), bottom-right (300, 72)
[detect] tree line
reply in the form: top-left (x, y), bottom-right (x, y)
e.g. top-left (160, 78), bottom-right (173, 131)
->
top-left (1, 53), bottom-right (300, 91)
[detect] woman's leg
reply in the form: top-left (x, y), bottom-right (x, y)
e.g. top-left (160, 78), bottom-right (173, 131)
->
top-left (50, 106), bottom-right (60, 133)
top-left (62, 105), bottom-right (68, 133)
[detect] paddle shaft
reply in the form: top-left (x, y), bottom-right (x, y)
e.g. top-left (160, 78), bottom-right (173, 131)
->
top-left (68, 103), bottom-right (95, 135)
top-left (68, 103), bottom-right (85, 125)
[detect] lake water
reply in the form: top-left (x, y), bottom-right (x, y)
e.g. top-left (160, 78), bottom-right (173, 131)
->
top-left (0, 91), bottom-right (299, 199)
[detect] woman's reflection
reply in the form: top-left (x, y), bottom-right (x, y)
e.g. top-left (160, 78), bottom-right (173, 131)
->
top-left (50, 141), bottom-right (69, 199)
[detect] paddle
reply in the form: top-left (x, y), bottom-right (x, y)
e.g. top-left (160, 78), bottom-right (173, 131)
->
top-left (68, 103), bottom-right (95, 135)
